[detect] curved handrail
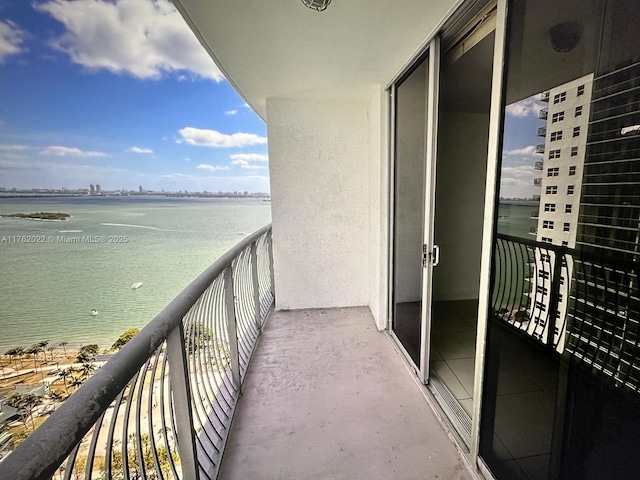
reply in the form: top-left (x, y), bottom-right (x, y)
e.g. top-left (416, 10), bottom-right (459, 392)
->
top-left (0, 224), bottom-right (273, 480)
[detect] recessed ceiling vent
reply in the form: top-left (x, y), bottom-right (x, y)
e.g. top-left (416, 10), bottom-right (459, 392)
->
top-left (301, 0), bottom-right (331, 11)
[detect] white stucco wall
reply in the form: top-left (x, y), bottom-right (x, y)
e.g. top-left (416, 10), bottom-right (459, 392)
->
top-left (368, 88), bottom-right (389, 331)
top-left (266, 98), bottom-right (370, 310)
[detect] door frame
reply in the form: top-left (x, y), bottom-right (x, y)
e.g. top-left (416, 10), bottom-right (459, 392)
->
top-left (419, 35), bottom-right (441, 383)
top-left (385, 0), bottom-right (508, 465)
top-left (387, 36), bottom-right (441, 385)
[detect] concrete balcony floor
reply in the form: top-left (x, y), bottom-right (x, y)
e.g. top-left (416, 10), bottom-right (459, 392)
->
top-left (218, 307), bottom-right (475, 480)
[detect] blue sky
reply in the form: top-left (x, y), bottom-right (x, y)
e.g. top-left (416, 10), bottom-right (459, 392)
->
top-left (0, 0), bottom-right (269, 193)
top-left (500, 95), bottom-right (548, 199)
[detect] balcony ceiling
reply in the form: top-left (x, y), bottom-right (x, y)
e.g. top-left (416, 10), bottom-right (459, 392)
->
top-left (173, 0), bottom-right (460, 118)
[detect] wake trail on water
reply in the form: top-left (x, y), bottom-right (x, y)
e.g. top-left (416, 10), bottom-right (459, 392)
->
top-left (101, 222), bottom-right (193, 233)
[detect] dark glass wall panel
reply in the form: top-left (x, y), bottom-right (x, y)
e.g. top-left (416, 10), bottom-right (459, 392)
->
top-left (482, 1), bottom-right (640, 479)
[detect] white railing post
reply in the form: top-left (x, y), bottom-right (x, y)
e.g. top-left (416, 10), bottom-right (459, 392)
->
top-left (224, 265), bottom-right (242, 391)
top-left (166, 323), bottom-right (200, 480)
top-left (267, 230), bottom-right (275, 299)
top-left (251, 240), bottom-right (262, 328)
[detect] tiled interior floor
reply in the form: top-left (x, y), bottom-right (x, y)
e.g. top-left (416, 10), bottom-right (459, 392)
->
top-left (430, 299), bottom-right (478, 417)
top-left (394, 300), bottom-right (563, 480)
top-left (394, 299), bottom-right (478, 416)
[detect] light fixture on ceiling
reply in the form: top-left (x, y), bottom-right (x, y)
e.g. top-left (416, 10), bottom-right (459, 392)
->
top-left (549, 22), bottom-right (582, 53)
top-left (301, 0), bottom-right (331, 12)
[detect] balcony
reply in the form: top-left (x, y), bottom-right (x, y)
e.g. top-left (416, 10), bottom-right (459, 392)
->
top-left (537, 126), bottom-right (547, 137)
top-left (534, 177), bottom-right (543, 186)
top-left (539, 108), bottom-right (548, 120)
top-left (534, 160), bottom-right (544, 170)
top-left (218, 308), bottom-right (471, 479)
top-left (535, 144), bottom-right (545, 154)
top-left (0, 226), bottom-right (472, 480)
top-left (531, 210), bottom-right (539, 218)
top-left (540, 91), bottom-right (550, 102)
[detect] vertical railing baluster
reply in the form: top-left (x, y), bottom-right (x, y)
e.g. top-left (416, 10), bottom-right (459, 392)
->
top-left (546, 248), bottom-right (565, 349)
top-left (251, 240), bottom-right (262, 328)
top-left (166, 323), bottom-right (200, 480)
top-left (224, 265), bottom-right (242, 392)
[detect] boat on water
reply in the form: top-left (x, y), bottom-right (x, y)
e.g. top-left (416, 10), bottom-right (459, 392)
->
top-left (91, 309), bottom-right (98, 316)
top-left (131, 282), bottom-right (143, 289)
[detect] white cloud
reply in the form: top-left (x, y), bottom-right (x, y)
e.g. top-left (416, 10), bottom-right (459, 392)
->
top-left (35, 0), bottom-right (223, 81)
top-left (0, 144), bottom-right (29, 151)
top-left (230, 153), bottom-right (268, 162)
top-left (0, 20), bottom-right (25, 63)
top-left (504, 146), bottom-right (537, 156)
top-left (0, 158), bottom-right (127, 175)
top-left (128, 146), bottom-right (153, 154)
top-left (196, 164), bottom-right (229, 171)
top-left (178, 127), bottom-right (267, 147)
top-left (230, 153), bottom-right (269, 169)
top-left (505, 96), bottom-right (546, 118)
top-left (40, 146), bottom-right (107, 157)
top-left (225, 110), bottom-right (238, 116)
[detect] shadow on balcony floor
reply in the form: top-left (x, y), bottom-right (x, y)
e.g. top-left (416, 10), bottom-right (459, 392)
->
top-left (218, 307), bottom-right (474, 480)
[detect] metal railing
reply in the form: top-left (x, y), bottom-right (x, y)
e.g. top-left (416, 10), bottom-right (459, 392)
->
top-left (492, 234), bottom-right (570, 353)
top-left (491, 234), bottom-right (640, 392)
top-left (0, 225), bottom-right (275, 480)
top-left (539, 107), bottom-right (548, 119)
top-left (535, 144), bottom-right (545, 153)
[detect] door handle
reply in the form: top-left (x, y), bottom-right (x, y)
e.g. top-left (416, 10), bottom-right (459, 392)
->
top-left (432, 245), bottom-right (440, 267)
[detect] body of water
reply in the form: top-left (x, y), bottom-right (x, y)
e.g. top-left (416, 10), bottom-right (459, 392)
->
top-left (0, 196), bottom-right (271, 352)
top-left (497, 201), bottom-right (538, 238)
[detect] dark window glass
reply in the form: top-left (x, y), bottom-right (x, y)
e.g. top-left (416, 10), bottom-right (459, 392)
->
top-left (484, 3), bottom-right (640, 480)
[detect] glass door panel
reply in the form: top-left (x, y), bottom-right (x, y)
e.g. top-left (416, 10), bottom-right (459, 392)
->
top-left (391, 53), bottom-right (429, 369)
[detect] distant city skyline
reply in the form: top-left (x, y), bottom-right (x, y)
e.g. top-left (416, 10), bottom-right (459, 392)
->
top-left (0, 184), bottom-right (270, 197)
top-left (0, 1), bottom-right (270, 193)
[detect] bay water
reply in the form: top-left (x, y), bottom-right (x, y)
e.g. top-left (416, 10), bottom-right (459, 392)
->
top-left (0, 196), bottom-right (271, 352)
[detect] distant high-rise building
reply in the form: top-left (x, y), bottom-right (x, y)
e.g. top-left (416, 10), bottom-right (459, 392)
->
top-left (89, 184), bottom-right (95, 194)
top-left (525, 75), bottom-right (593, 349)
top-left (96, 184), bottom-right (101, 193)
top-left (139, 185), bottom-right (143, 193)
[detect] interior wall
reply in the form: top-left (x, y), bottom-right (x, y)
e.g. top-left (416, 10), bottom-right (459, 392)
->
top-left (432, 111), bottom-right (489, 301)
top-left (266, 98), bottom-right (370, 310)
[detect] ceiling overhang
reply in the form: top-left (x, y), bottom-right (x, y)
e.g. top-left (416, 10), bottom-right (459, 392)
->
top-left (173, 0), bottom-right (462, 119)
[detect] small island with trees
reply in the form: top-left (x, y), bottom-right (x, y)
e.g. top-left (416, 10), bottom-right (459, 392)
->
top-left (1, 212), bottom-right (71, 221)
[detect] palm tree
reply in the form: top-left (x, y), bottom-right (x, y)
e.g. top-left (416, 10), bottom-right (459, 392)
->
top-left (79, 362), bottom-right (95, 380)
top-left (27, 344), bottom-right (43, 369)
top-left (76, 351), bottom-right (89, 365)
top-left (49, 390), bottom-right (65, 410)
top-left (14, 346), bottom-right (25, 369)
top-left (59, 341), bottom-right (69, 358)
top-left (5, 393), bottom-right (43, 431)
top-left (70, 376), bottom-right (84, 391)
top-left (4, 347), bottom-right (18, 369)
top-left (55, 367), bottom-right (73, 395)
top-left (38, 340), bottom-right (49, 361)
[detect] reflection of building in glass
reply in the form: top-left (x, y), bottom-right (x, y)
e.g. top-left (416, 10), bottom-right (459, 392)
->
top-left (567, 62), bottom-right (640, 389)
top-left (527, 75), bottom-right (593, 350)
